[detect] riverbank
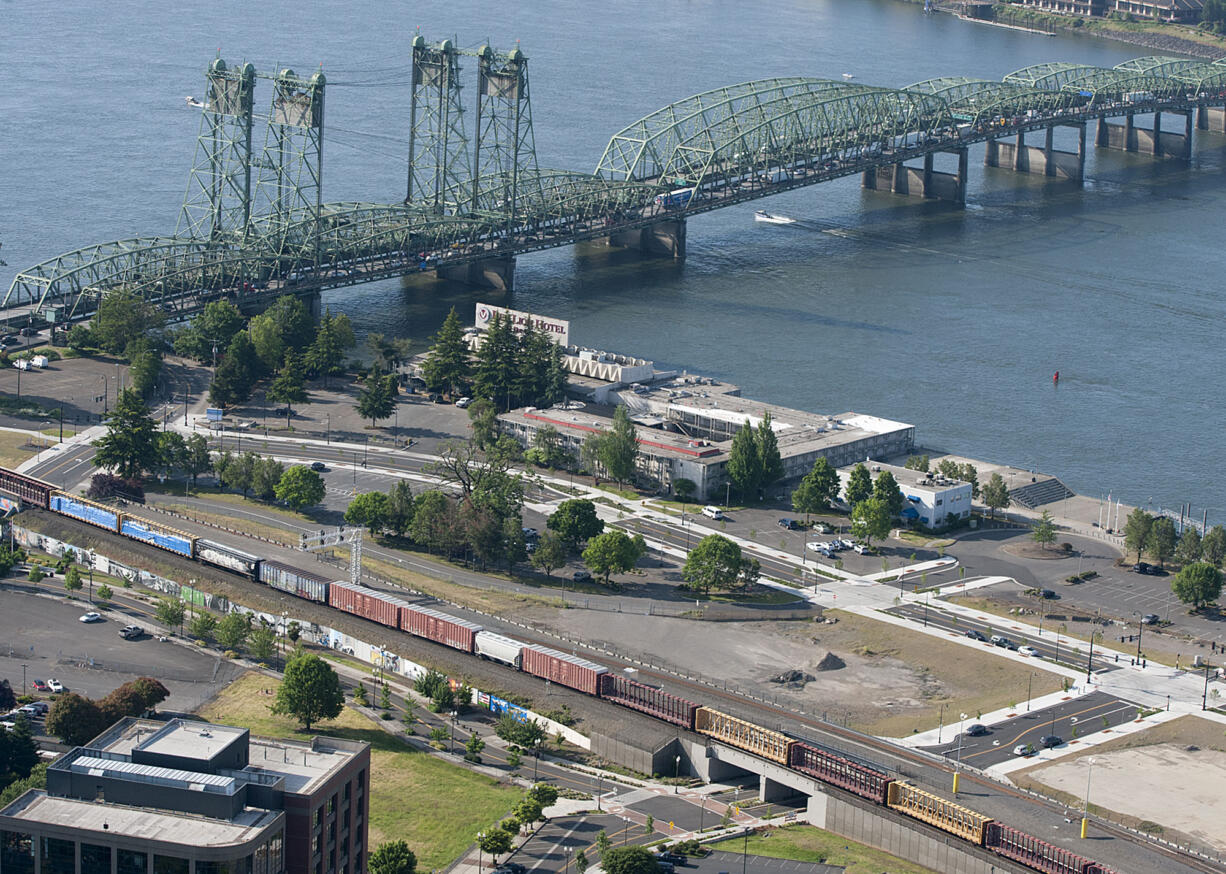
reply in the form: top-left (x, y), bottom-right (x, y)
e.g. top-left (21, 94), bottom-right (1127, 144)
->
top-left (906, 0), bottom-right (1226, 60)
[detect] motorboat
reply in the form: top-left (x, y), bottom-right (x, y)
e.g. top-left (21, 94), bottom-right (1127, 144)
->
top-left (754, 210), bottom-right (797, 225)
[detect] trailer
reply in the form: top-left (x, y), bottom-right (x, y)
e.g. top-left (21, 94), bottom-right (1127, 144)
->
top-left (258, 559), bottom-right (330, 603)
top-left (984, 822), bottom-right (1095, 874)
top-left (597, 673), bottom-right (697, 729)
top-left (119, 516), bottom-right (196, 558)
top-left (474, 631), bottom-right (525, 668)
top-left (329, 581), bottom-right (404, 628)
top-left (886, 782), bottom-right (990, 846)
top-left (521, 644), bottom-right (608, 696)
top-left (49, 493), bottom-right (119, 532)
top-left (653, 187), bottom-right (694, 209)
top-left (196, 539), bottom-right (262, 580)
top-left (400, 605), bottom-right (482, 653)
top-left (693, 707), bottom-right (791, 764)
top-left (0, 468), bottom-right (56, 509)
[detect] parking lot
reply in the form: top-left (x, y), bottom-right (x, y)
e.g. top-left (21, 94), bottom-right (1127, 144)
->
top-left (0, 586), bottom-right (242, 716)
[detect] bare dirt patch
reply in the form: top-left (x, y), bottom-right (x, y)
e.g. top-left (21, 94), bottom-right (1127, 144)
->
top-left (1018, 717), bottom-right (1226, 851)
top-left (1002, 542), bottom-right (1074, 561)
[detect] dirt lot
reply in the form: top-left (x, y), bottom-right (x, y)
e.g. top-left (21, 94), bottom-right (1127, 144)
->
top-left (1017, 716), bottom-right (1226, 852)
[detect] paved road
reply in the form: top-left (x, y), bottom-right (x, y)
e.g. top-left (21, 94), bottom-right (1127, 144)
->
top-left (921, 691), bottom-right (1140, 768)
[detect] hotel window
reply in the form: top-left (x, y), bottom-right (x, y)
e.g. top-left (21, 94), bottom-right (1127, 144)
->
top-left (81, 843), bottom-right (112, 874)
top-left (40, 837), bottom-right (75, 874)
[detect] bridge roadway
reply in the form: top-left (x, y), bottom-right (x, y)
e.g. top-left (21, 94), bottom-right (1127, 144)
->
top-left (6, 55), bottom-right (1226, 325)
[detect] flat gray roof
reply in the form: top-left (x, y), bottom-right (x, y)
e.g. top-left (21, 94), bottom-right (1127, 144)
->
top-left (1, 792), bottom-right (280, 847)
top-left (245, 738), bottom-right (356, 794)
top-left (137, 721), bottom-right (248, 762)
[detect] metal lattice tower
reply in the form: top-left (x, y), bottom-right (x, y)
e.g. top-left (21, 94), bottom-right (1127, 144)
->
top-left (406, 36), bottom-right (468, 213)
top-left (471, 44), bottom-right (538, 220)
top-left (252, 68), bottom-right (326, 263)
top-left (177, 58), bottom-right (257, 241)
top-left (299, 527), bottom-right (363, 586)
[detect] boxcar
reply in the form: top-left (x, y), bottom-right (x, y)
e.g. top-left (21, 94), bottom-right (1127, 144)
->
top-left (886, 782), bottom-right (990, 845)
top-left (196, 538), bottom-right (262, 580)
top-left (329, 581), bottom-right (404, 628)
top-left (985, 823), bottom-right (1096, 874)
top-left (258, 559), bottom-right (330, 603)
top-left (49, 493), bottom-right (120, 532)
top-left (597, 673), bottom-right (697, 730)
top-left (788, 742), bottom-right (892, 805)
top-left (0, 468), bottom-right (56, 509)
top-left (520, 644), bottom-right (608, 696)
top-left (693, 707), bottom-right (792, 765)
top-left (119, 515), bottom-right (196, 558)
top-left (401, 605), bottom-right (482, 653)
top-left (474, 631), bottom-right (525, 668)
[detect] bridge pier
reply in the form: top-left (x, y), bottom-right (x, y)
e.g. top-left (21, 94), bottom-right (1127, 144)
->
top-left (1096, 110), bottom-right (1192, 160)
top-left (1197, 104), bottom-right (1226, 133)
top-left (984, 122), bottom-right (1085, 183)
top-left (606, 219), bottom-right (687, 259)
top-left (435, 256), bottom-right (516, 291)
top-left (860, 148), bottom-right (966, 204)
top-left (759, 775), bottom-right (801, 803)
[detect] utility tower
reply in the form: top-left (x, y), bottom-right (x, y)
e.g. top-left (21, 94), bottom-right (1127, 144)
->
top-left (178, 58), bottom-right (257, 241)
top-left (406, 36), bottom-right (468, 213)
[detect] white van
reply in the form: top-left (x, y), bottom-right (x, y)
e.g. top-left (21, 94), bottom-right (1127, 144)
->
top-left (701, 505), bottom-right (724, 520)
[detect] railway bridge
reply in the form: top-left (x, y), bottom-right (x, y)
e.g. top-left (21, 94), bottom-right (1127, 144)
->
top-left (5, 43), bottom-right (1226, 328)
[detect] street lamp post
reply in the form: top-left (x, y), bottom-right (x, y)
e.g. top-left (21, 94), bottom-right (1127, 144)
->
top-left (476, 833), bottom-right (484, 874)
top-left (1080, 757), bottom-right (1095, 839)
top-left (21, 664), bottom-right (27, 695)
top-left (1204, 662), bottom-right (1212, 711)
top-left (953, 712), bottom-right (968, 794)
top-left (1135, 613), bottom-right (1144, 663)
top-left (1086, 631), bottom-right (1098, 683)
top-left (1026, 671), bottom-right (1036, 711)
top-left (450, 710), bottom-right (458, 752)
top-left (937, 702), bottom-right (947, 744)
top-left (674, 755), bottom-right (681, 793)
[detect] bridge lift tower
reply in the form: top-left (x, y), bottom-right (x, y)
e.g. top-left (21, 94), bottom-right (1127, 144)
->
top-left (299, 526), bottom-right (363, 586)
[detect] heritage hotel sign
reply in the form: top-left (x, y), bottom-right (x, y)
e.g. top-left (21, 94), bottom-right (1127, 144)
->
top-left (474, 303), bottom-right (570, 346)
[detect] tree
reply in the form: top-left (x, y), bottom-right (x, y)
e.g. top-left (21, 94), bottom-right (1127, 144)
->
top-left (792, 457), bottom-right (838, 518)
top-left (215, 613), bottom-right (251, 651)
top-left (357, 367), bottom-right (396, 428)
top-left (176, 300), bottom-right (245, 361)
top-left (409, 490), bottom-right (461, 556)
top-left (905, 454), bottom-right (930, 472)
top-left (156, 599), bottom-right (185, 630)
top-left (249, 625), bottom-right (276, 661)
top-left (95, 584), bottom-right (113, 601)
top-left (844, 462), bottom-right (872, 506)
top-left (422, 308), bottom-right (472, 398)
top-left (1032, 509), bottom-right (1056, 550)
top-left (757, 411), bottom-right (784, 497)
top-left (46, 693), bottom-right (109, 745)
top-left (468, 399), bottom-right (499, 449)
top-left (128, 347), bottom-right (162, 400)
top-left (1202, 525), bottom-right (1226, 567)
top-left (1147, 517), bottom-right (1177, 568)
top-left (92, 289), bottom-right (165, 353)
top-left (210, 331), bottom-right (260, 407)
top-left (725, 419), bottom-right (762, 502)
top-left (873, 470), bottom-right (904, 518)
top-left (547, 499), bottom-right (604, 549)
top-left (596, 406), bottom-right (639, 487)
top-left (188, 613), bottom-right (218, 640)
top-left (1172, 562), bottom-right (1223, 611)
top-left (366, 333), bottom-right (411, 373)
top-left (264, 295), bottom-right (316, 354)
top-left (367, 838), bottom-right (416, 874)
top-left (981, 472), bottom-right (1010, 518)
top-left (464, 733), bottom-right (485, 762)
top-left (936, 459), bottom-right (961, 480)
top-left (530, 531), bottom-right (567, 576)
top-left (92, 389), bottom-right (160, 479)
top-left (581, 530), bottom-right (645, 584)
top-left (501, 516), bottom-right (528, 573)
top-left (513, 795), bottom-right (543, 827)
top-left (272, 650), bottom-right (345, 730)
top-left (268, 351), bottom-right (308, 427)
top-left (475, 830), bottom-right (512, 865)
top-left (682, 534), bottom-right (744, 594)
top-left (601, 847), bottom-right (661, 874)
top-left (851, 497), bottom-right (891, 549)
top-left (1, 715), bottom-right (40, 783)
top-left (673, 478), bottom-right (697, 504)
top-left (530, 425), bottom-right (569, 469)
top-left (100, 678), bottom-right (169, 721)
top-left (155, 431), bottom-right (186, 481)
top-left (529, 783), bottom-right (559, 807)
top-left (1124, 507), bottom-right (1155, 562)
top-left (385, 481), bottom-right (415, 536)
top-left (1176, 528), bottom-right (1202, 566)
top-left (959, 463), bottom-right (980, 500)
top-left (306, 310), bottom-right (351, 383)
top-left (575, 851), bottom-right (589, 874)
top-left (252, 457), bottom-right (286, 501)
top-left (346, 492), bottom-right (391, 532)
top-left (369, 842), bottom-right (416, 874)
top-left (275, 465), bottom-right (326, 509)
top-left (473, 314), bottom-right (519, 410)
top-left (494, 715), bottom-right (548, 749)
top-left (181, 434), bottom-right (213, 486)
top-left (595, 830), bottom-right (612, 859)
top-left (63, 565), bottom-right (82, 593)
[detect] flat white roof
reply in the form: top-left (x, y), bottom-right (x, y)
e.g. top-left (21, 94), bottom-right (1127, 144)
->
top-left (137, 721), bottom-right (247, 761)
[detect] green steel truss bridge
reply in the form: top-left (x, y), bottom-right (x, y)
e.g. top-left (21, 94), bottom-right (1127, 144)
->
top-left (6, 45), bottom-right (1226, 326)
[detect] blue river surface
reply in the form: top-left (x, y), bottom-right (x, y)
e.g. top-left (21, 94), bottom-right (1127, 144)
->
top-left (1, 0), bottom-right (1223, 520)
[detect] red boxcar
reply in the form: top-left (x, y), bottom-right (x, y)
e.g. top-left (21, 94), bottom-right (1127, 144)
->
top-left (0, 467), bottom-right (56, 508)
top-left (597, 673), bottom-right (697, 729)
top-left (984, 822), bottom-right (1094, 874)
top-left (788, 742), bottom-right (893, 805)
top-left (328, 581), bottom-right (404, 628)
top-left (399, 604), bottom-right (481, 653)
top-left (521, 644), bottom-right (608, 696)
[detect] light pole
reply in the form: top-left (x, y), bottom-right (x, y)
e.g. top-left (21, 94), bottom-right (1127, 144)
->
top-left (1135, 612), bottom-right (1144, 663)
top-left (1204, 662), bottom-right (1212, 711)
top-left (742, 828), bottom-right (748, 874)
top-left (21, 664), bottom-right (27, 695)
top-left (476, 833), bottom-right (484, 874)
top-left (953, 712), bottom-right (967, 794)
top-left (1086, 630), bottom-right (1098, 683)
top-left (98, 375), bottom-right (107, 416)
top-left (1080, 757), bottom-right (1095, 839)
top-left (937, 702), bottom-right (947, 744)
top-left (597, 773), bottom-right (602, 811)
top-left (326, 414), bottom-right (330, 444)
top-left (450, 710), bottom-right (458, 752)
top-left (674, 755), bottom-right (681, 792)
top-left (1026, 672), bottom-right (1036, 711)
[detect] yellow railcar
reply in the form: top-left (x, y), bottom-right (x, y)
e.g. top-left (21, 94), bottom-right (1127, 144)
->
top-left (886, 781), bottom-right (990, 845)
top-left (693, 707), bottom-right (792, 764)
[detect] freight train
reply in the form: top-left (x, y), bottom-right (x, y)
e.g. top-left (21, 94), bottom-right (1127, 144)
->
top-left (0, 466), bottom-right (1118, 874)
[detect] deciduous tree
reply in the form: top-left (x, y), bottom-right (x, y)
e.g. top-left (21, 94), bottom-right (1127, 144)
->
top-left (873, 470), bottom-right (904, 518)
top-left (46, 694), bottom-right (109, 746)
top-left (267, 351), bottom-right (308, 427)
top-left (791, 457), bottom-right (838, 518)
top-left (346, 492), bottom-right (390, 532)
top-left (215, 613), bottom-right (251, 651)
top-left (595, 406), bottom-right (639, 487)
top-left (1172, 562), bottom-right (1223, 611)
top-left (547, 499), bottom-right (604, 549)
top-left (92, 289), bottom-right (165, 354)
top-left (725, 419), bottom-right (762, 502)
top-left (844, 462), bottom-right (872, 506)
top-left (1201, 525), bottom-right (1225, 567)
top-left (369, 842), bottom-right (416, 874)
top-left (981, 472), bottom-right (1010, 518)
top-left (682, 534), bottom-right (745, 594)
top-left (275, 465), bottom-right (326, 509)
top-left (1124, 508), bottom-right (1154, 562)
top-left (581, 530), bottom-right (645, 584)
top-left (1146, 516), bottom-right (1177, 568)
top-left (272, 650), bottom-right (345, 730)
top-left (530, 531), bottom-right (567, 576)
top-left (851, 497), bottom-right (891, 549)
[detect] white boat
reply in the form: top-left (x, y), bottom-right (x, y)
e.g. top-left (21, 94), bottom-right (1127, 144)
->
top-left (754, 210), bottom-right (797, 225)
top-left (842, 72), bottom-right (854, 80)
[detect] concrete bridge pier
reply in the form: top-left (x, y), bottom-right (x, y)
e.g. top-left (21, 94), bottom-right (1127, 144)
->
top-left (435, 255), bottom-right (516, 291)
top-left (606, 219), bottom-right (687, 259)
top-left (984, 122), bottom-right (1085, 183)
top-left (1197, 104), bottom-right (1226, 133)
top-left (1096, 110), bottom-right (1192, 160)
top-left (860, 148), bottom-right (966, 204)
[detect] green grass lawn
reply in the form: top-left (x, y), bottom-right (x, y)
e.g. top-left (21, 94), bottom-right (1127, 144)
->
top-left (198, 671), bottom-right (522, 870)
top-left (716, 824), bottom-right (939, 874)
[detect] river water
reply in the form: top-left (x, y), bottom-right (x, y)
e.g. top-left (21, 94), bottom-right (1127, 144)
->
top-left (2, 0), bottom-right (1223, 519)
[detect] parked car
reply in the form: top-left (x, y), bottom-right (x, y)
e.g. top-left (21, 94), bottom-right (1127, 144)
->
top-left (1141, 614), bottom-right (1160, 625)
top-left (656, 852), bottom-right (687, 866)
top-left (1039, 589), bottom-right (1058, 599)
top-left (310, 461), bottom-right (327, 472)
top-left (119, 625), bottom-right (143, 640)
top-left (47, 679), bottom-right (64, 694)
top-left (32, 680), bottom-right (48, 692)
top-left (853, 543), bottom-right (870, 555)
top-left (1013, 743), bottom-right (1035, 757)
top-left (1133, 562), bottom-right (1151, 575)
top-left (837, 539), bottom-right (855, 550)
top-left (1040, 735), bottom-right (1063, 749)
top-left (78, 612), bottom-right (102, 623)
top-left (814, 523), bottom-right (833, 534)
top-left (990, 634), bottom-right (1014, 649)
top-left (572, 570), bottom-right (592, 582)
top-left (455, 397), bottom-right (472, 408)
top-left (522, 527), bottom-right (539, 540)
top-left (964, 723), bottom-right (988, 737)
top-left (965, 630), bottom-right (988, 642)
top-left (777, 518), bottom-right (799, 530)
top-left (1018, 645), bottom-right (1039, 657)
